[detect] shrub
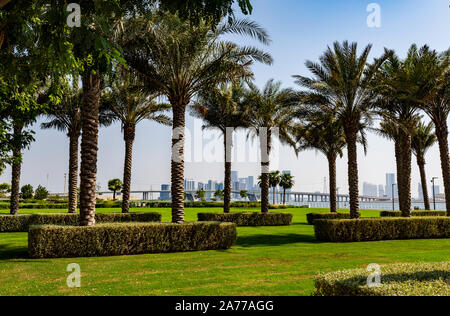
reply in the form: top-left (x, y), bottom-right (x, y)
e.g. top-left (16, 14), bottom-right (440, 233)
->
top-left (314, 217), bottom-right (450, 242)
top-left (380, 210), bottom-right (446, 217)
top-left (314, 261), bottom-right (449, 296)
top-left (28, 222), bottom-right (237, 258)
top-left (21, 184), bottom-right (34, 199)
top-left (0, 212), bottom-right (161, 232)
top-left (306, 212), bottom-right (351, 225)
top-left (34, 185), bottom-right (49, 200)
top-left (197, 212), bottom-right (293, 226)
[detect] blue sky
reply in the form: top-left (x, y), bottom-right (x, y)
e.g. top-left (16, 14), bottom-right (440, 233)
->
top-left (1, 0), bottom-right (449, 196)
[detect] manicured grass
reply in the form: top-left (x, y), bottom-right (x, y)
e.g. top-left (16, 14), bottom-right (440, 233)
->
top-left (0, 207), bottom-right (448, 296)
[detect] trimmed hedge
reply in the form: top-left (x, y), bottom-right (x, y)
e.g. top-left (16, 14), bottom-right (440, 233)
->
top-left (380, 210), bottom-right (446, 217)
top-left (28, 222), bottom-right (237, 258)
top-left (197, 212), bottom-right (293, 226)
top-left (306, 213), bottom-right (351, 225)
top-left (314, 261), bottom-right (450, 296)
top-left (0, 212), bottom-right (161, 232)
top-left (314, 217), bottom-right (450, 242)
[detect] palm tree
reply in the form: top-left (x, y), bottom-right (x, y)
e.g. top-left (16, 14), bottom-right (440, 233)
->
top-left (279, 173), bottom-right (294, 205)
top-left (269, 170), bottom-right (281, 205)
top-left (290, 111), bottom-right (346, 213)
top-left (417, 49), bottom-right (450, 216)
top-left (374, 46), bottom-right (439, 217)
top-left (294, 41), bottom-right (390, 218)
top-left (192, 82), bottom-right (249, 213)
top-left (108, 179), bottom-right (123, 201)
top-left (121, 14), bottom-right (272, 223)
top-left (245, 80), bottom-right (298, 213)
top-left (102, 71), bottom-right (171, 213)
top-left (411, 120), bottom-right (437, 210)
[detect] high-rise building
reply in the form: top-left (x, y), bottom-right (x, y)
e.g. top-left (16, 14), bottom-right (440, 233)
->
top-left (197, 182), bottom-right (205, 190)
top-left (363, 182), bottom-right (378, 197)
top-left (247, 176), bottom-right (254, 191)
top-left (184, 179), bottom-right (195, 191)
top-left (231, 171), bottom-right (238, 184)
top-left (385, 173), bottom-right (397, 198)
top-left (160, 184), bottom-right (171, 201)
top-left (378, 185), bottom-right (385, 197)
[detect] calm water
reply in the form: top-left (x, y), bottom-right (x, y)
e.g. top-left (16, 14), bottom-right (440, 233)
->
top-left (289, 201), bottom-right (447, 211)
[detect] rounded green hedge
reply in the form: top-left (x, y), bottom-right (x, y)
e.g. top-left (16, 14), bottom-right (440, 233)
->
top-left (306, 213), bottom-right (351, 225)
top-left (197, 212), bottom-right (293, 226)
top-left (380, 210), bottom-right (446, 217)
top-left (28, 222), bottom-right (237, 258)
top-left (314, 261), bottom-right (449, 296)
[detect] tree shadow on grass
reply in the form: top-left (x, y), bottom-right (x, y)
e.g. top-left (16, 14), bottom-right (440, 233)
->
top-left (236, 233), bottom-right (321, 247)
top-left (0, 244), bottom-right (29, 261)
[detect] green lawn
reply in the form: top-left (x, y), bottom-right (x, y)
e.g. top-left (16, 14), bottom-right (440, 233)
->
top-left (0, 207), bottom-right (448, 296)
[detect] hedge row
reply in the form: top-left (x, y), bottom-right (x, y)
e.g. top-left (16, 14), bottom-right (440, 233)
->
top-left (314, 261), bottom-right (449, 296)
top-left (197, 212), bottom-right (293, 226)
top-left (314, 217), bottom-right (450, 242)
top-left (0, 212), bottom-right (161, 232)
top-left (28, 222), bottom-right (237, 258)
top-left (306, 213), bottom-right (351, 225)
top-left (380, 210), bottom-right (447, 217)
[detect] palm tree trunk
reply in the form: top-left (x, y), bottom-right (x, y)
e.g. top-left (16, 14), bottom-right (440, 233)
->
top-left (223, 134), bottom-right (232, 213)
top-left (272, 187), bottom-right (276, 205)
top-left (327, 153), bottom-right (337, 213)
top-left (122, 124), bottom-right (135, 213)
top-left (417, 155), bottom-right (430, 210)
top-left (260, 129), bottom-right (271, 213)
top-left (398, 132), bottom-right (412, 217)
top-left (79, 73), bottom-right (101, 226)
top-left (9, 124), bottom-right (23, 215)
top-left (283, 189), bottom-right (286, 205)
top-left (435, 121), bottom-right (450, 216)
top-left (113, 191), bottom-right (116, 201)
top-left (171, 102), bottom-right (187, 223)
top-left (345, 130), bottom-right (360, 219)
top-left (68, 133), bottom-right (79, 213)
top-left (394, 140), bottom-right (403, 211)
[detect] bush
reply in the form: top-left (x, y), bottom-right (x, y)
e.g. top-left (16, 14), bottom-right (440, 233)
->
top-left (34, 185), bottom-right (49, 200)
top-left (380, 210), bottom-right (446, 217)
top-left (314, 261), bottom-right (449, 296)
top-left (0, 212), bottom-right (162, 232)
top-left (21, 184), bottom-right (34, 199)
top-left (314, 217), bottom-right (450, 242)
top-left (197, 212), bottom-right (293, 226)
top-left (28, 222), bottom-right (237, 258)
top-left (306, 213), bottom-right (351, 225)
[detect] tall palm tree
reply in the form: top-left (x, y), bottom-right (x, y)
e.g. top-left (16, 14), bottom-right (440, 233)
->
top-left (102, 72), bottom-right (172, 213)
top-left (269, 170), bottom-right (281, 205)
top-left (279, 173), bottom-right (294, 205)
top-left (417, 49), bottom-right (450, 216)
top-left (411, 120), bottom-right (437, 210)
top-left (245, 80), bottom-right (298, 212)
top-left (42, 80), bottom-right (113, 213)
top-left (121, 14), bottom-right (272, 222)
top-left (290, 111), bottom-right (347, 213)
top-left (374, 45), bottom-right (439, 217)
top-left (193, 82), bottom-right (249, 213)
top-left (294, 41), bottom-right (390, 218)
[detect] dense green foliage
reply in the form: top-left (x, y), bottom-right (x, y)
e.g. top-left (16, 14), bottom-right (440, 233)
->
top-left (380, 210), bottom-right (446, 217)
top-left (0, 212), bottom-right (162, 232)
top-left (28, 222), bottom-right (237, 258)
top-left (314, 217), bottom-right (450, 242)
top-left (198, 212), bottom-right (293, 226)
top-left (306, 213), bottom-right (351, 225)
top-left (314, 261), bottom-right (449, 296)
top-left (20, 184), bottom-right (33, 199)
top-left (34, 185), bottom-right (49, 200)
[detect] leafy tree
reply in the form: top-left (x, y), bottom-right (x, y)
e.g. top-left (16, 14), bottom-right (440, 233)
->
top-left (102, 70), bottom-right (171, 213)
top-left (0, 182), bottom-right (11, 198)
top-left (279, 173), bottom-right (294, 205)
top-left (108, 179), bottom-right (123, 201)
top-left (122, 13), bottom-right (272, 222)
top-left (239, 190), bottom-right (248, 200)
top-left (269, 171), bottom-right (281, 205)
top-left (245, 80), bottom-right (297, 212)
top-left (20, 184), bottom-right (33, 200)
top-left (34, 185), bottom-right (49, 200)
top-left (214, 189), bottom-right (224, 201)
top-left (294, 41), bottom-right (390, 218)
top-left (196, 188), bottom-right (206, 202)
top-left (412, 121), bottom-right (437, 210)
